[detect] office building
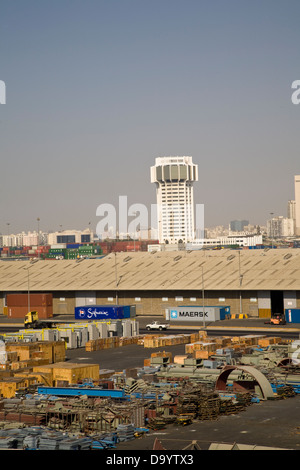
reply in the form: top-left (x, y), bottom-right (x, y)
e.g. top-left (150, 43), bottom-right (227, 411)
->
top-left (151, 156), bottom-right (198, 243)
top-left (267, 216), bottom-right (294, 238)
top-left (47, 229), bottom-right (93, 245)
top-left (287, 200), bottom-right (296, 235)
top-left (230, 220), bottom-right (249, 232)
top-left (295, 176), bottom-right (300, 236)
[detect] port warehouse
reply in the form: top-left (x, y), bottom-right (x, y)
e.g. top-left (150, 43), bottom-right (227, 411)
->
top-left (1, 248), bottom-right (300, 320)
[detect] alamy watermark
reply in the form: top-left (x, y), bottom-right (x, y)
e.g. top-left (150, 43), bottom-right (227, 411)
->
top-left (0, 80), bottom-right (6, 104)
top-left (96, 195), bottom-right (204, 242)
top-left (291, 340), bottom-right (300, 365)
top-left (291, 80), bottom-right (300, 105)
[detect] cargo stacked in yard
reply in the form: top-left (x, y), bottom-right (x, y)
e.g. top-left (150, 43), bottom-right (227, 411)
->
top-left (42, 244), bottom-right (103, 260)
top-left (75, 305), bottom-right (136, 320)
top-left (7, 294), bottom-right (53, 319)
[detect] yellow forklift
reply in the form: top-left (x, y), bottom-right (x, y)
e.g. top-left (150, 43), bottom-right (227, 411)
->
top-left (264, 312), bottom-right (286, 326)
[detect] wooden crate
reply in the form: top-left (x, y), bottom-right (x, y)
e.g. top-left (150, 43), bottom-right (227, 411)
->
top-left (5, 341), bottom-right (65, 364)
top-left (32, 362), bottom-right (100, 386)
top-left (174, 355), bottom-right (188, 365)
top-left (0, 377), bottom-right (36, 398)
top-left (258, 337), bottom-right (282, 347)
top-left (193, 350), bottom-right (215, 359)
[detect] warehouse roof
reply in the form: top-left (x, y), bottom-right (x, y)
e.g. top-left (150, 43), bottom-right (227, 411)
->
top-left (1, 248), bottom-right (300, 292)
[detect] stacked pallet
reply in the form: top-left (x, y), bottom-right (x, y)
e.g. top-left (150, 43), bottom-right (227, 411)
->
top-left (257, 337), bottom-right (283, 348)
top-left (86, 335), bottom-right (143, 352)
top-left (198, 395), bottom-right (221, 421)
top-left (185, 341), bottom-right (217, 355)
top-left (143, 334), bottom-right (192, 348)
top-left (176, 385), bottom-right (222, 422)
top-left (219, 392), bottom-right (253, 415)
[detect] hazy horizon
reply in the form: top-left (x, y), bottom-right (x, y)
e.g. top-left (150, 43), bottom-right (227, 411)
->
top-left (1, 1), bottom-right (300, 235)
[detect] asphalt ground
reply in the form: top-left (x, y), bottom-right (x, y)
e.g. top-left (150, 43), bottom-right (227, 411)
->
top-left (116, 396), bottom-right (300, 451)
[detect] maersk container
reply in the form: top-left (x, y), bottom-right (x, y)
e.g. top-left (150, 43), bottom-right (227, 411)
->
top-left (166, 306), bottom-right (230, 322)
top-left (285, 309), bottom-right (300, 323)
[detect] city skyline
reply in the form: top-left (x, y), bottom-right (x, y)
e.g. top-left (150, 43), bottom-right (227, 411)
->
top-left (1, 1), bottom-right (300, 234)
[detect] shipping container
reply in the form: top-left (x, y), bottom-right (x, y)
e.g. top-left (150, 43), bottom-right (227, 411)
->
top-left (123, 305), bottom-right (136, 318)
top-left (7, 293), bottom-right (53, 307)
top-left (75, 304), bottom-right (136, 320)
top-left (285, 309), bottom-right (300, 323)
top-left (66, 244), bottom-right (81, 249)
top-left (7, 305), bottom-right (53, 319)
top-left (166, 306), bottom-right (230, 322)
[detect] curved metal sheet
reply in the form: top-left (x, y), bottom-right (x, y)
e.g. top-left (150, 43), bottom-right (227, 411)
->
top-left (215, 364), bottom-right (274, 399)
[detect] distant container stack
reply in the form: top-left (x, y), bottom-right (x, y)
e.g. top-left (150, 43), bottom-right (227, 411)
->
top-left (75, 305), bottom-right (136, 321)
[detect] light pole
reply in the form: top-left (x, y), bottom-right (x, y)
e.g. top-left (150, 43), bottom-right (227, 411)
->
top-left (270, 212), bottom-right (274, 248)
top-left (24, 264), bottom-right (33, 313)
top-left (6, 223), bottom-right (10, 257)
top-left (27, 268), bottom-right (30, 312)
top-left (114, 252), bottom-right (123, 305)
top-left (238, 251), bottom-right (243, 314)
top-left (37, 217), bottom-right (40, 258)
top-left (201, 265), bottom-right (205, 328)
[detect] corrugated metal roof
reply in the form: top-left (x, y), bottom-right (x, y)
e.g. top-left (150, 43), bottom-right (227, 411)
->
top-left (1, 248), bottom-right (300, 292)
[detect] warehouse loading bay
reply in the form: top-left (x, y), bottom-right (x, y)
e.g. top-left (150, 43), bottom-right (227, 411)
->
top-left (0, 310), bottom-right (299, 451)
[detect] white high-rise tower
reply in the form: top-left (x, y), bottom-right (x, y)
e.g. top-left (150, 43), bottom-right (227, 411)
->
top-left (151, 156), bottom-right (198, 244)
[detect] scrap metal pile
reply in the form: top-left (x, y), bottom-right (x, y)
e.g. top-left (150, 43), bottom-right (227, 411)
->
top-left (146, 382), bottom-right (255, 430)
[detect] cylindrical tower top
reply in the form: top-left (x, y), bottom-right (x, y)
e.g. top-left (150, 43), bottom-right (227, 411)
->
top-left (151, 156), bottom-right (198, 183)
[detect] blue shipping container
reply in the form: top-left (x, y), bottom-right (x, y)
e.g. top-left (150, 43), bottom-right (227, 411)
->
top-left (220, 306), bottom-right (230, 320)
top-left (75, 305), bottom-right (125, 320)
top-left (74, 305), bottom-right (136, 320)
top-left (285, 309), bottom-right (300, 323)
top-left (123, 306), bottom-right (130, 318)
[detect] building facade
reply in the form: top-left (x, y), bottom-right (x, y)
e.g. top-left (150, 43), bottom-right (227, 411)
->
top-left (267, 216), bottom-right (294, 238)
top-left (151, 156), bottom-right (198, 244)
top-left (230, 220), bottom-right (249, 232)
top-left (47, 229), bottom-right (93, 245)
top-left (295, 175), bottom-right (300, 236)
top-left (288, 200), bottom-right (296, 235)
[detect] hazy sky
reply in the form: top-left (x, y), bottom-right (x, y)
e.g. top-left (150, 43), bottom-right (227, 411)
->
top-left (1, 0), bottom-right (300, 234)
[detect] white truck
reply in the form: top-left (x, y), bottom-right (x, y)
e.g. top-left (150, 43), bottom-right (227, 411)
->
top-left (146, 321), bottom-right (170, 331)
